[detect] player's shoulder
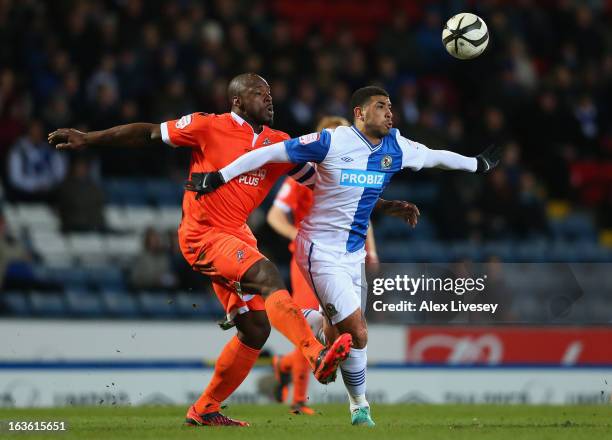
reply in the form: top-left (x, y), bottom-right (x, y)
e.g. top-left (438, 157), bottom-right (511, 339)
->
top-left (172, 111), bottom-right (215, 129)
top-left (265, 127), bottom-right (291, 141)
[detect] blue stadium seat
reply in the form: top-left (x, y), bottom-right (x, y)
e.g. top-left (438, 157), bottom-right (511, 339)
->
top-left (138, 291), bottom-right (179, 318)
top-left (106, 179), bottom-right (149, 206)
top-left (144, 179), bottom-right (183, 206)
top-left (550, 213), bottom-right (597, 242)
top-left (64, 288), bottom-right (104, 317)
top-left (87, 267), bottom-right (126, 290)
top-left (100, 289), bottom-right (140, 318)
top-left (39, 267), bottom-right (89, 288)
top-left (29, 291), bottom-right (67, 317)
top-left (176, 292), bottom-right (223, 318)
top-left (381, 182), bottom-right (439, 205)
top-left (2, 291), bottom-right (30, 316)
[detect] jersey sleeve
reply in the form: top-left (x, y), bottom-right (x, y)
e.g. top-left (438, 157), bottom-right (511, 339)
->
top-left (396, 130), bottom-right (430, 171)
top-left (160, 113), bottom-right (208, 148)
top-left (284, 129), bottom-right (332, 163)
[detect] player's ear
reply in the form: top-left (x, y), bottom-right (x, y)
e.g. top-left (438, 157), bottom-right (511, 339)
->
top-left (232, 96), bottom-right (240, 108)
top-left (354, 106), bottom-right (364, 121)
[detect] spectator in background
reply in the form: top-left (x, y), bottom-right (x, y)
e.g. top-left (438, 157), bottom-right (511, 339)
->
top-left (0, 211), bottom-right (33, 290)
top-left (56, 156), bottom-right (106, 233)
top-left (129, 227), bottom-right (177, 290)
top-left (6, 120), bottom-right (67, 202)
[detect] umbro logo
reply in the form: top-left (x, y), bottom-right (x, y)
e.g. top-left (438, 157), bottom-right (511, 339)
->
top-left (341, 156), bottom-right (354, 162)
top-left (262, 138), bottom-right (271, 145)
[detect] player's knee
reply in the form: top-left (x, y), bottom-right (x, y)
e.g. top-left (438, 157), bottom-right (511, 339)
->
top-left (235, 311), bottom-right (271, 349)
top-left (242, 259), bottom-right (286, 297)
top-left (248, 320), bottom-right (271, 348)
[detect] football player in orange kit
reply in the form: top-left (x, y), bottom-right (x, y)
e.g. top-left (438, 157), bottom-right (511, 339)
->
top-left (48, 73), bottom-right (353, 427)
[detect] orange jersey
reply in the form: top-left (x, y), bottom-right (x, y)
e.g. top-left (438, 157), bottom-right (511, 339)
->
top-left (274, 178), bottom-right (314, 229)
top-left (161, 112), bottom-right (298, 242)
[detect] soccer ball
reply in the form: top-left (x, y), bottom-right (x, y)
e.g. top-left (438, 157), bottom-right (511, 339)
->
top-left (442, 13), bottom-right (489, 60)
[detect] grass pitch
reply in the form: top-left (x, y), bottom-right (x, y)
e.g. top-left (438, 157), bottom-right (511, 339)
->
top-left (0, 404), bottom-right (610, 439)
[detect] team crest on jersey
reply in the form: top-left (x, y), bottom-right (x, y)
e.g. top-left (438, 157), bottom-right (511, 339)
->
top-left (381, 155), bottom-right (393, 169)
top-left (236, 249), bottom-right (245, 262)
top-left (175, 114), bottom-right (192, 129)
top-left (298, 132), bottom-right (320, 145)
top-left (325, 303), bottom-right (338, 317)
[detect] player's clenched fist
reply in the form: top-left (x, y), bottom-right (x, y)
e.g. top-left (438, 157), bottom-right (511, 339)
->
top-left (48, 128), bottom-right (88, 150)
top-left (184, 171), bottom-right (226, 199)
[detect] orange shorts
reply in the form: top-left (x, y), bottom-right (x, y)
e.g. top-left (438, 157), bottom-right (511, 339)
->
top-left (290, 256), bottom-right (319, 310)
top-left (180, 225), bottom-right (266, 320)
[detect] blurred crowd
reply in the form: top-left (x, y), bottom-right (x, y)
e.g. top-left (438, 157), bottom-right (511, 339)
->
top-left (0, 0), bottom-right (611, 245)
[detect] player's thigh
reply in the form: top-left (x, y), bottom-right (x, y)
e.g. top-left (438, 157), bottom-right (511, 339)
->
top-left (192, 230), bottom-right (265, 292)
top-left (295, 242), bottom-right (360, 326)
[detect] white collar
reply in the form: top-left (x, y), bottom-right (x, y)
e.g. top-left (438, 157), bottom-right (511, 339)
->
top-left (231, 111), bottom-right (245, 125)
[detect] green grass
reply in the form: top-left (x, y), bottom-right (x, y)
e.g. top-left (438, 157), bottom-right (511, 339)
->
top-left (0, 404), bottom-right (611, 439)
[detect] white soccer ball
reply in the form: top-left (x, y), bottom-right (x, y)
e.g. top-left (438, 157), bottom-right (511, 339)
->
top-left (442, 13), bottom-right (489, 60)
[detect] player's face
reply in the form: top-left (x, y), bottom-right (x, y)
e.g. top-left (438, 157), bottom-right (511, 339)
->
top-left (241, 81), bottom-right (274, 126)
top-left (363, 96), bottom-right (393, 138)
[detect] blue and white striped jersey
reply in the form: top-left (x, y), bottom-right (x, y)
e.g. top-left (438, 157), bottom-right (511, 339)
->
top-left (284, 125), bottom-right (428, 253)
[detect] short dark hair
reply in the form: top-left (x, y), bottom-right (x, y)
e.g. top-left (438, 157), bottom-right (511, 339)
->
top-left (350, 86), bottom-right (389, 111)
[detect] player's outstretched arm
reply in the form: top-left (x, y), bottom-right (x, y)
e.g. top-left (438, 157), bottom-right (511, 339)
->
top-left (48, 123), bottom-right (164, 150)
top-left (421, 144), bottom-right (502, 172)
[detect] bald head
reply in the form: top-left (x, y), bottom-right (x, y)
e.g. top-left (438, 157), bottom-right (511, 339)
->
top-left (228, 73), bottom-right (274, 129)
top-left (228, 73), bottom-right (268, 104)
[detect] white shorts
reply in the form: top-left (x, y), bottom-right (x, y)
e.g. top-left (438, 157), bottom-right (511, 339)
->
top-left (294, 232), bottom-right (366, 325)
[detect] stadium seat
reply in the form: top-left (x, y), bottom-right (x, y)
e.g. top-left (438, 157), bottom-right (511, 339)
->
top-left (64, 288), bottom-right (104, 317)
top-left (2, 291), bottom-right (30, 316)
top-left (66, 233), bottom-right (107, 265)
top-left (29, 291), bottom-right (67, 317)
top-left (38, 267), bottom-right (89, 289)
top-left (175, 291), bottom-right (223, 318)
top-left (29, 230), bottom-right (73, 267)
top-left (144, 179), bottom-right (183, 206)
top-left (550, 213), bottom-right (597, 242)
top-left (3, 204), bottom-right (20, 236)
top-left (105, 234), bottom-right (142, 261)
top-left (157, 207), bottom-right (182, 230)
top-left (87, 267), bottom-right (126, 290)
top-left (122, 207), bottom-right (157, 231)
top-left (105, 205), bottom-right (128, 232)
top-left (100, 289), bottom-right (140, 317)
top-left (105, 179), bottom-right (148, 206)
top-left (16, 203), bottom-right (60, 232)
top-left (138, 291), bottom-right (179, 318)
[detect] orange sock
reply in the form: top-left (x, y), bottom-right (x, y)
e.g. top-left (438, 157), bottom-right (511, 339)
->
top-left (265, 290), bottom-right (324, 368)
top-left (279, 348), bottom-right (301, 373)
top-left (292, 353), bottom-right (311, 404)
top-left (194, 335), bottom-right (260, 414)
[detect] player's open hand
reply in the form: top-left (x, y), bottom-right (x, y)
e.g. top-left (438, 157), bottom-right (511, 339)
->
top-left (48, 128), bottom-right (88, 150)
top-left (378, 199), bottom-right (420, 227)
